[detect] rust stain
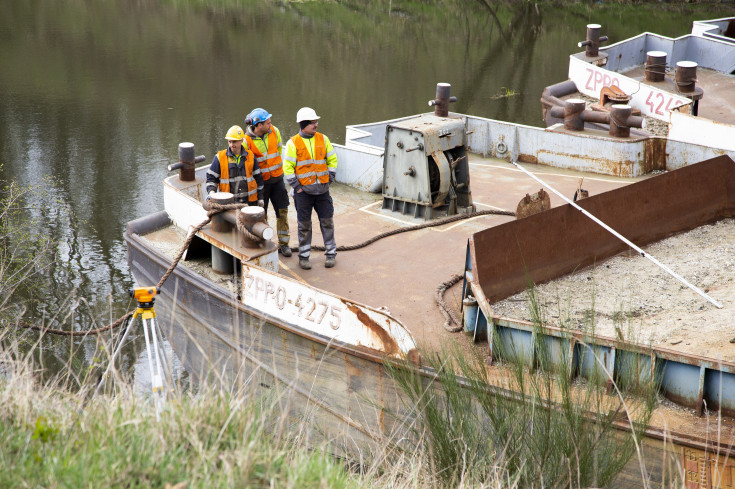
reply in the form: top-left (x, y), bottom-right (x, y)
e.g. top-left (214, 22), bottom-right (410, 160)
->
top-left (343, 353), bottom-right (362, 377)
top-left (518, 153), bottom-right (538, 164)
top-left (407, 348), bottom-right (422, 366)
top-left (538, 149), bottom-right (634, 177)
top-left (344, 302), bottom-right (400, 355)
top-left (644, 137), bottom-right (668, 173)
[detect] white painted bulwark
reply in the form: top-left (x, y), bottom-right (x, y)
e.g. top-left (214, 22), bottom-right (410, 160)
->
top-left (241, 263), bottom-right (417, 357)
top-left (333, 145), bottom-right (384, 193)
top-left (163, 172), bottom-right (209, 231)
top-left (669, 111), bottom-right (735, 153)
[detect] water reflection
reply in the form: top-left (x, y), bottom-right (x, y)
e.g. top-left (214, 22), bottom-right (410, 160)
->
top-left (0, 0), bottom-right (728, 379)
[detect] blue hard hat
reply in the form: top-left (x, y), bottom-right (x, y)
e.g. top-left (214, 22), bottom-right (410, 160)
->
top-left (247, 108), bottom-right (272, 126)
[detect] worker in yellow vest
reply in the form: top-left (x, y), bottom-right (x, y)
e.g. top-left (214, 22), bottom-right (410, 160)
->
top-left (283, 107), bottom-right (338, 270)
top-left (244, 108), bottom-right (291, 257)
top-left (205, 125), bottom-right (264, 205)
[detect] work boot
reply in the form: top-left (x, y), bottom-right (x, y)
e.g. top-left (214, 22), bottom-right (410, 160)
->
top-left (279, 244), bottom-right (292, 257)
top-left (299, 257), bottom-right (311, 270)
top-left (325, 256), bottom-right (336, 268)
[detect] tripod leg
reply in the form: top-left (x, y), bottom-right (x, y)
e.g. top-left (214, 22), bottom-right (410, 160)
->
top-left (149, 317), bottom-right (169, 392)
top-left (93, 314), bottom-right (135, 398)
top-left (151, 319), bottom-right (174, 388)
top-left (142, 317), bottom-right (165, 420)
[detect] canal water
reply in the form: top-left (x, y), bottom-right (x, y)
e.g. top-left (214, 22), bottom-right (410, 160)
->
top-left (0, 0), bottom-right (728, 381)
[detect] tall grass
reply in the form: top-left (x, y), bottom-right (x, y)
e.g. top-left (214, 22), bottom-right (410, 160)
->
top-left (387, 284), bottom-right (660, 488)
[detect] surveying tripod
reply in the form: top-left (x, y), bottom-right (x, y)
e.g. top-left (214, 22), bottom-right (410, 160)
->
top-left (95, 286), bottom-right (171, 420)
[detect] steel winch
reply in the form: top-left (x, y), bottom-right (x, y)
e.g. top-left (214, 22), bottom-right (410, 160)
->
top-left (381, 83), bottom-right (474, 220)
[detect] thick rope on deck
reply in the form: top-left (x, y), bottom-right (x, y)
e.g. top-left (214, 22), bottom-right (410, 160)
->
top-left (436, 273), bottom-right (464, 332)
top-left (307, 208), bottom-right (514, 252)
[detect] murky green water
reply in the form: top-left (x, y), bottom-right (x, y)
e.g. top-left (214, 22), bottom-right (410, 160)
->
top-left (0, 0), bottom-right (728, 377)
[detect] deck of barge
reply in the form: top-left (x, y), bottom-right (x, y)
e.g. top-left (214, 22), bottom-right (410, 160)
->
top-left (272, 154), bottom-right (646, 352)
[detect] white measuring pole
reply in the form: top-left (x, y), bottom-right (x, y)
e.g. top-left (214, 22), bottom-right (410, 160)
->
top-left (511, 161), bottom-right (723, 309)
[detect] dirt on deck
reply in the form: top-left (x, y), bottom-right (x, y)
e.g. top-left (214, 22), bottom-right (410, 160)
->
top-left (491, 218), bottom-right (735, 360)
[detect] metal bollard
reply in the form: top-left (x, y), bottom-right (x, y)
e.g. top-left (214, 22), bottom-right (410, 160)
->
top-left (550, 99), bottom-right (644, 137)
top-left (428, 82), bottom-right (457, 117)
top-left (609, 104), bottom-right (645, 138)
top-left (210, 192), bottom-right (234, 233)
top-left (645, 51), bottom-right (667, 82)
top-left (676, 61), bottom-right (704, 116)
top-left (168, 142), bottom-right (205, 182)
top-left (238, 207), bottom-right (274, 248)
top-left (578, 23), bottom-right (608, 58)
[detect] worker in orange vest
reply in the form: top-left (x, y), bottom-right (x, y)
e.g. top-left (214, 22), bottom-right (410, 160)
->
top-left (244, 108), bottom-right (291, 257)
top-left (205, 125), bottom-right (263, 206)
top-left (282, 107), bottom-right (338, 270)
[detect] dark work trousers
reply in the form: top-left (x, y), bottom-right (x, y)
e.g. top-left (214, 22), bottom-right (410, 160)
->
top-left (262, 180), bottom-right (290, 246)
top-left (293, 190), bottom-right (336, 259)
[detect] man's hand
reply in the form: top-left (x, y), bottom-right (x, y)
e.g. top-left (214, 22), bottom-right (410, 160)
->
top-left (257, 200), bottom-right (264, 207)
top-left (206, 190), bottom-right (215, 201)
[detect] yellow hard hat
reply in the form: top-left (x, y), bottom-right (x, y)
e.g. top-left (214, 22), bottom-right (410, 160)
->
top-left (225, 125), bottom-right (245, 141)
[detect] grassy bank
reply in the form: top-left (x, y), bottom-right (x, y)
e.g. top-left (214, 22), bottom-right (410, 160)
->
top-left (0, 335), bottom-right (662, 488)
top-left (0, 363), bottom-right (361, 488)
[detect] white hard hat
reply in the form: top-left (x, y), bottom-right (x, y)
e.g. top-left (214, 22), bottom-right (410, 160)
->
top-left (296, 107), bottom-right (320, 123)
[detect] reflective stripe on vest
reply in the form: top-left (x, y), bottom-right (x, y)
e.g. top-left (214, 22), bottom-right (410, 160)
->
top-left (291, 133), bottom-right (329, 188)
top-left (217, 149), bottom-right (258, 201)
top-left (245, 130), bottom-right (283, 181)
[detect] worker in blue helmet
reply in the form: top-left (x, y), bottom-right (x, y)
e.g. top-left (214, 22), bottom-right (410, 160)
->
top-left (244, 108), bottom-right (292, 257)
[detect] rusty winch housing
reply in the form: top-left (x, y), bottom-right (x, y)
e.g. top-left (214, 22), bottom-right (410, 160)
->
top-left (381, 84), bottom-right (474, 220)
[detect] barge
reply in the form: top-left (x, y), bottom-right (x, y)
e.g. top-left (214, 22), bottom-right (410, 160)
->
top-left (542, 17), bottom-right (735, 162)
top-left (126, 82), bottom-right (735, 487)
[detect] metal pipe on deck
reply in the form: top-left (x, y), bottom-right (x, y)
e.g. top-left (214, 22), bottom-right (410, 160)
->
top-left (549, 99), bottom-right (644, 137)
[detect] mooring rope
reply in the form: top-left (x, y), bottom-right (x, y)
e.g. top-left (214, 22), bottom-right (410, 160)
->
top-left (436, 273), bottom-right (465, 332)
top-left (307, 208), bottom-right (514, 252)
top-left (15, 204), bottom-right (513, 336)
top-left (14, 202), bottom-right (245, 337)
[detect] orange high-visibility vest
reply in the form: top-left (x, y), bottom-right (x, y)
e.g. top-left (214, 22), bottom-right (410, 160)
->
top-left (291, 133), bottom-right (329, 188)
top-left (245, 130), bottom-right (283, 181)
top-left (217, 149), bottom-right (258, 202)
